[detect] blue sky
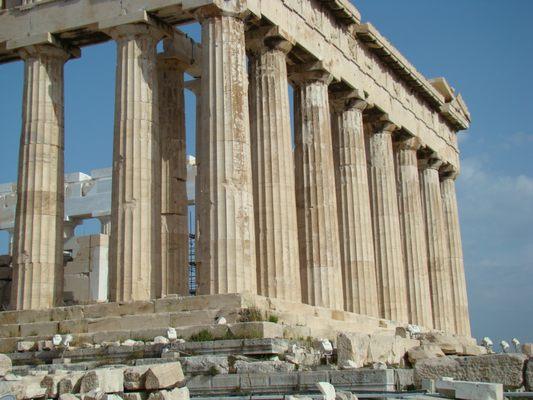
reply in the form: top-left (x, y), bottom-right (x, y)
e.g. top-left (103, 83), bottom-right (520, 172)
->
top-left (0, 1), bottom-right (531, 343)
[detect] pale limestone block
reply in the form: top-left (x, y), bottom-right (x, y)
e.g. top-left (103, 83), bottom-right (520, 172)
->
top-left (248, 32), bottom-right (301, 303)
top-left (407, 344), bottom-right (445, 365)
top-left (144, 362), bottom-right (185, 390)
top-left (124, 365), bottom-right (149, 391)
top-left (441, 172), bottom-right (471, 336)
top-left (367, 122), bottom-right (409, 323)
top-left (108, 23), bottom-right (163, 302)
top-left (331, 97), bottom-right (379, 317)
top-left (80, 368), bottom-right (124, 393)
top-left (316, 381), bottom-right (336, 400)
top-left (11, 44), bottom-right (70, 310)
top-left (0, 354), bottom-right (12, 377)
top-left (195, 9), bottom-right (257, 295)
top-left (394, 136), bottom-right (433, 328)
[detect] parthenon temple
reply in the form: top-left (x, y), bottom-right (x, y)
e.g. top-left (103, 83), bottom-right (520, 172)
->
top-left (0, 0), bottom-right (472, 338)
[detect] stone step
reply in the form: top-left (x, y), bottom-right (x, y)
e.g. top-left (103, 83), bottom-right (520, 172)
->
top-left (0, 321), bottom-right (284, 353)
top-left (0, 308), bottom-right (241, 339)
top-left (8, 338), bottom-right (292, 370)
top-left (186, 369), bottom-right (399, 396)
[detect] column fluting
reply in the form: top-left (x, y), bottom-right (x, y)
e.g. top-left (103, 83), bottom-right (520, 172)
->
top-left (11, 44), bottom-right (69, 310)
top-left (108, 24), bottom-right (163, 302)
top-left (419, 154), bottom-right (454, 332)
top-left (195, 9), bottom-right (257, 295)
top-left (248, 37), bottom-right (301, 302)
top-left (158, 57), bottom-right (189, 297)
top-left (394, 136), bottom-right (433, 328)
top-left (367, 121), bottom-right (409, 322)
top-left (331, 97), bottom-right (379, 316)
top-left (441, 169), bottom-right (471, 336)
top-left (292, 69), bottom-right (343, 310)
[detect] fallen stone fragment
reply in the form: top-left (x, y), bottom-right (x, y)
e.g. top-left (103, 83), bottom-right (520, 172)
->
top-left (145, 362), bottom-right (185, 390)
top-left (124, 366), bottom-right (149, 391)
top-left (316, 382), bottom-right (336, 400)
top-left (415, 353), bottom-right (527, 389)
top-left (419, 332), bottom-right (463, 355)
top-left (80, 368), bottom-right (124, 393)
top-left (336, 332), bottom-right (370, 368)
top-left (16, 341), bottom-right (35, 352)
top-left (407, 344), bottom-right (445, 365)
top-left (0, 354), bottom-right (12, 377)
top-left (154, 336), bottom-right (170, 345)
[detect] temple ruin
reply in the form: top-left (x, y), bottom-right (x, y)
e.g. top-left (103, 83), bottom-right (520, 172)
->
top-left (0, 1), bottom-right (512, 399)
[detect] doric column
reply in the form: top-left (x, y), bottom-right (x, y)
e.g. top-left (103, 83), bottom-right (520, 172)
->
top-left (158, 56), bottom-right (189, 297)
top-left (11, 44), bottom-right (70, 310)
top-left (247, 28), bottom-right (301, 302)
top-left (394, 136), bottom-right (433, 328)
top-left (367, 119), bottom-right (409, 322)
top-left (195, 4), bottom-right (257, 295)
top-left (291, 66), bottom-right (343, 310)
top-left (441, 167), bottom-right (471, 336)
top-left (108, 24), bottom-right (163, 302)
top-left (419, 154), bottom-right (454, 332)
top-left (330, 94), bottom-right (379, 316)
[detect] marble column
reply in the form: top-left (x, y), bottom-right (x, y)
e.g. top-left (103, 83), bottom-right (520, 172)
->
top-left (108, 24), bottom-right (163, 302)
top-left (441, 168), bottom-right (471, 336)
top-left (394, 136), bottom-right (433, 328)
top-left (11, 44), bottom-right (69, 310)
top-left (419, 154), bottom-right (454, 332)
top-left (158, 57), bottom-right (189, 297)
top-left (195, 6), bottom-right (257, 295)
top-left (248, 35), bottom-right (301, 302)
top-left (331, 96), bottom-right (379, 316)
top-left (292, 68), bottom-right (343, 310)
top-left (367, 120), bottom-right (409, 322)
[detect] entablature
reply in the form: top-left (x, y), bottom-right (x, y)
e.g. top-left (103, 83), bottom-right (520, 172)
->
top-left (0, 0), bottom-right (470, 168)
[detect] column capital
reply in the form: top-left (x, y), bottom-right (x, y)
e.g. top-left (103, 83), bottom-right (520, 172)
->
top-left (367, 115), bottom-right (398, 135)
top-left (192, 0), bottom-right (250, 20)
top-left (289, 61), bottom-right (334, 86)
top-left (329, 89), bottom-right (367, 113)
top-left (157, 54), bottom-right (190, 72)
top-left (418, 151), bottom-right (444, 171)
top-left (18, 43), bottom-right (71, 62)
top-left (440, 163), bottom-right (460, 180)
top-left (394, 134), bottom-right (422, 151)
top-left (246, 26), bottom-right (294, 55)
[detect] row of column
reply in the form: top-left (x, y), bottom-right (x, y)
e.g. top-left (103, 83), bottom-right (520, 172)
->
top-left (9, 6), bottom-right (470, 337)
